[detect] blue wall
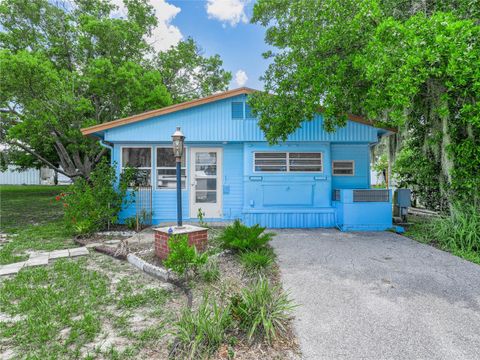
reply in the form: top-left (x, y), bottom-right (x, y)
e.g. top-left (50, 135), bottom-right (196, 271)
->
top-left (331, 143), bottom-right (370, 189)
top-left (105, 95), bottom-right (390, 229)
top-left (103, 95), bottom-right (378, 143)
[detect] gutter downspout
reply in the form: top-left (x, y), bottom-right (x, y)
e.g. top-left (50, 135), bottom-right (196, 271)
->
top-left (99, 139), bottom-right (113, 152)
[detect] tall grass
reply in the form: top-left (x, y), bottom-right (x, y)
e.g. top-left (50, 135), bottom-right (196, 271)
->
top-left (408, 204), bottom-right (480, 263)
top-left (230, 278), bottom-right (295, 344)
top-left (171, 296), bottom-right (231, 359)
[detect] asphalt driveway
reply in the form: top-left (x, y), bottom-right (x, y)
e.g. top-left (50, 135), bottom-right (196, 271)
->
top-left (271, 229), bottom-right (480, 360)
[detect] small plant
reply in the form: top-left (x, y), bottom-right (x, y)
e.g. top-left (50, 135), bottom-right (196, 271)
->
top-left (200, 257), bottom-right (220, 283)
top-left (197, 208), bottom-right (208, 227)
top-left (171, 295), bottom-right (231, 358)
top-left (239, 248), bottom-right (275, 273)
top-left (124, 217), bottom-right (137, 230)
top-left (230, 277), bottom-right (295, 344)
top-left (218, 220), bottom-right (274, 253)
top-left (163, 235), bottom-right (208, 277)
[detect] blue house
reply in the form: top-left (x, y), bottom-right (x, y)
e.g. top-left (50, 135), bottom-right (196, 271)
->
top-left (81, 88), bottom-right (394, 231)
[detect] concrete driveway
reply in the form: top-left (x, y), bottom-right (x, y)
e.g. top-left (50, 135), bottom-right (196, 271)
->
top-left (271, 229), bottom-right (480, 360)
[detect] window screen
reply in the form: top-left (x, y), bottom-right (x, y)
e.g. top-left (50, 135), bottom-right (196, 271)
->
top-left (122, 147), bottom-right (152, 186)
top-left (332, 160), bottom-right (355, 176)
top-left (156, 147), bottom-right (186, 189)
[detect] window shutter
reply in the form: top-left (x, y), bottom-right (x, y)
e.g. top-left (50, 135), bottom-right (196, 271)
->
top-left (245, 103), bottom-right (254, 118)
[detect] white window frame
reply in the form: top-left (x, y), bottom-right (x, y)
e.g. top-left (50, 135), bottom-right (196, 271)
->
top-left (120, 146), bottom-right (153, 186)
top-left (253, 151), bottom-right (323, 173)
top-left (332, 160), bottom-right (355, 176)
top-left (155, 145), bottom-right (187, 191)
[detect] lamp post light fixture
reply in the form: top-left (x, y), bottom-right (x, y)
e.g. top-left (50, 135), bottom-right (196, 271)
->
top-left (172, 127), bottom-right (185, 228)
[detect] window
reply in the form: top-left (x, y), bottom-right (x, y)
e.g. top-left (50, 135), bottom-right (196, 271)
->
top-left (156, 147), bottom-right (186, 189)
top-left (231, 102), bottom-right (244, 119)
top-left (122, 147), bottom-right (152, 186)
top-left (332, 160), bottom-right (355, 176)
top-left (254, 152), bottom-right (322, 172)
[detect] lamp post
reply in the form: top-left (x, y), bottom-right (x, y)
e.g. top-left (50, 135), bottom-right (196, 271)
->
top-left (172, 127), bottom-right (185, 228)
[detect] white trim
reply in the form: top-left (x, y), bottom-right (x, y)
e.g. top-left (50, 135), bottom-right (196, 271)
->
top-left (189, 147), bottom-right (223, 218)
top-left (332, 160), bottom-right (355, 176)
top-left (120, 145), bottom-right (153, 186)
top-left (253, 151), bottom-right (323, 173)
top-left (154, 145), bottom-right (187, 191)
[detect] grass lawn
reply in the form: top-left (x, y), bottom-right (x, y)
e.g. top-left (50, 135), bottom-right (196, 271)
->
top-left (1, 186), bottom-right (299, 359)
top-left (0, 185), bottom-right (75, 265)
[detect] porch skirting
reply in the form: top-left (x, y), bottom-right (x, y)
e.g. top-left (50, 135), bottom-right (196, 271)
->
top-left (242, 209), bottom-right (336, 228)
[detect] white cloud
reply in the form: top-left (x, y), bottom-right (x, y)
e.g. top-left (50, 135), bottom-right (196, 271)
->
top-left (111, 0), bottom-right (182, 52)
top-left (206, 0), bottom-right (249, 27)
top-left (235, 69), bottom-right (248, 87)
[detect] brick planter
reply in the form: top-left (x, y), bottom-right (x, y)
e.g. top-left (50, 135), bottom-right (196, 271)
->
top-left (154, 224), bottom-right (208, 260)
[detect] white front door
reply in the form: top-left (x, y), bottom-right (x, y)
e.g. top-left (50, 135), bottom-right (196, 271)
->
top-left (189, 148), bottom-right (223, 218)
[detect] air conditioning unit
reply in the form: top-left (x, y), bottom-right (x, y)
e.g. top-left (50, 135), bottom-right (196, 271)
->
top-left (393, 189), bottom-right (411, 222)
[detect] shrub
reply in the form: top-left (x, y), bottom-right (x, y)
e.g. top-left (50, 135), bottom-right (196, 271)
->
top-left (200, 258), bottom-right (220, 283)
top-left (218, 220), bottom-right (274, 253)
top-left (163, 235), bottom-right (208, 277)
top-left (172, 296), bottom-right (231, 358)
top-left (59, 160), bottom-right (135, 235)
top-left (239, 248), bottom-right (275, 273)
top-left (230, 278), bottom-right (295, 344)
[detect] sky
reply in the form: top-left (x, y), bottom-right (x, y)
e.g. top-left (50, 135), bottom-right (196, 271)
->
top-left (113, 0), bottom-right (271, 90)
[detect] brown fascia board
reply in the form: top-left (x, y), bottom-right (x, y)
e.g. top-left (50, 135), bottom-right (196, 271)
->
top-left (80, 87), bottom-right (256, 135)
top-left (80, 87), bottom-right (396, 135)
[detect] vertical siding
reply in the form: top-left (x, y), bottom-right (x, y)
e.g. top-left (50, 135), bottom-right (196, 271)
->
top-left (0, 166), bottom-right (40, 185)
top-left (331, 144), bottom-right (370, 189)
top-left (105, 96), bottom-right (379, 143)
top-left (222, 143), bottom-right (244, 219)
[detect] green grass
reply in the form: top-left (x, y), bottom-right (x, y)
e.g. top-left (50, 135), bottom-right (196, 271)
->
top-left (0, 185), bottom-right (75, 265)
top-left (405, 205), bottom-right (480, 265)
top-left (0, 259), bottom-right (110, 358)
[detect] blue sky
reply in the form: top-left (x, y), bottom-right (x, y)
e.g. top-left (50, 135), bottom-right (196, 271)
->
top-left (169, 0), bottom-right (270, 90)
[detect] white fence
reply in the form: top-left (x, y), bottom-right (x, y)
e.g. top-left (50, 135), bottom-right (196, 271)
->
top-left (0, 166), bottom-right (72, 185)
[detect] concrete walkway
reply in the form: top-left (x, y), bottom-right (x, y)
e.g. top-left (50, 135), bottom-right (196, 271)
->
top-left (0, 247), bottom-right (89, 276)
top-left (272, 229), bottom-right (480, 360)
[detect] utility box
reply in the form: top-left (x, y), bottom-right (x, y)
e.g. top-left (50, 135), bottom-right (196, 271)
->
top-left (393, 189), bottom-right (411, 221)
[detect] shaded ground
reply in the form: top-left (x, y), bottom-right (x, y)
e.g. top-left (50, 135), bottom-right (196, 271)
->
top-left (272, 229), bottom-right (480, 360)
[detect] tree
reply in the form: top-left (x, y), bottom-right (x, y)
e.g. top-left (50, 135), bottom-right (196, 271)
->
top-left (155, 38), bottom-right (232, 102)
top-left (0, 0), bottom-right (231, 180)
top-left (250, 0), bottom-right (480, 209)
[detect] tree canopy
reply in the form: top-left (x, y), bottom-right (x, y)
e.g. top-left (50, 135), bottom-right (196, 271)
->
top-left (250, 0), bottom-right (480, 209)
top-left (0, 0), bottom-right (231, 179)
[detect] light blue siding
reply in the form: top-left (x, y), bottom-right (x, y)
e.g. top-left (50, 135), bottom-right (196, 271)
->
top-left (105, 94), bottom-right (391, 230)
top-left (104, 95), bottom-right (378, 143)
top-left (333, 189), bottom-right (392, 231)
top-left (331, 144), bottom-right (370, 189)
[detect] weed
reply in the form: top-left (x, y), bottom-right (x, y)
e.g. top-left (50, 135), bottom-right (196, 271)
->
top-left (200, 257), bottom-right (221, 283)
top-left (171, 295), bottom-right (231, 358)
top-left (230, 277), bottom-right (295, 344)
top-left (239, 248), bottom-right (275, 273)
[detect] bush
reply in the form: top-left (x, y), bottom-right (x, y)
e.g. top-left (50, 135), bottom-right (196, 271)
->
top-left (172, 296), bottom-right (231, 358)
top-left (218, 220), bottom-right (274, 253)
top-left (230, 277), bottom-right (295, 344)
top-left (200, 258), bottom-right (220, 283)
top-left (163, 235), bottom-right (208, 277)
top-left (58, 160), bottom-right (135, 235)
top-left (239, 248), bottom-right (275, 273)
